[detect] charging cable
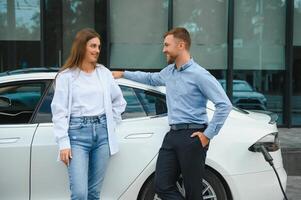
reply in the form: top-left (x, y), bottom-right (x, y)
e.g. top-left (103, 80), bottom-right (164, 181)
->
top-left (259, 145), bottom-right (288, 200)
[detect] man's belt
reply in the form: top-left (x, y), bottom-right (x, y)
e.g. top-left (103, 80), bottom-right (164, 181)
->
top-left (170, 123), bottom-right (206, 131)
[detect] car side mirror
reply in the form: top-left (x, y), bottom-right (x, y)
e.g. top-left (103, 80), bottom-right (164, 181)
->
top-left (0, 96), bottom-right (12, 107)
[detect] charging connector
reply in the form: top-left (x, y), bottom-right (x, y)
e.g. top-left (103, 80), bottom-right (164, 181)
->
top-left (260, 145), bottom-right (273, 164)
top-left (259, 145), bottom-right (288, 200)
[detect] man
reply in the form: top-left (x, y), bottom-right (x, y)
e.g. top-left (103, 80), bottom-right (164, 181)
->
top-left (112, 27), bottom-right (232, 200)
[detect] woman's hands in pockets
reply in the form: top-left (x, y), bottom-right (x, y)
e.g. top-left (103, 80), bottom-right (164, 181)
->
top-left (60, 148), bottom-right (72, 166)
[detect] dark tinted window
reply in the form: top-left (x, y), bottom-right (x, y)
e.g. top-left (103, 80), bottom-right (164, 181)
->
top-left (34, 84), bottom-right (167, 122)
top-left (134, 88), bottom-right (167, 116)
top-left (0, 81), bottom-right (47, 124)
top-left (120, 86), bottom-right (147, 119)
top-left (34, 82), bottom-right (54, 123)
top-left (120, 86), bottom-right (167, 119)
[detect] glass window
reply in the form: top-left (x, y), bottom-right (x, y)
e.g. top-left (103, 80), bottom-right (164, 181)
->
top-left (134, 88), bottom-right (167, 116)
top-left (35, 84), bottom-right (166, 122)
top-left (0, 0), bottom-right (40, 41)
top-left (173, 0), bottom-right (228, 71)
top-left (233, 0), bottom-right (286, 124)
top-left (173, 0), bottom-right (228, 90)
top-left (0, 81), bottom-right (47, 124)
top-left (0, 0), bottom-right (41, 72)
top-left (34, 82), bottom-right (54, 123)
top-left (110, 0), bottom-right (168, 69)
top-left (234, 0), bottom-right (286, 70)
top-left (62, 0), bottom-right (95, 62)
top-left (120, 86), bottom-right (147, 119)
top-left (294, 0), bottom-right (301, 46)
top-left (292, 0), bottom-right (301, 125)
top-left (43, 0), bottom-right (63, 68)
top-left (233, 81), bottom-right (253, 92)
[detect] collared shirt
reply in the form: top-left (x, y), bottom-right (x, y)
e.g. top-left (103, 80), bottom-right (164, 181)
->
top-left (124, 59), bottom-right (232, 139)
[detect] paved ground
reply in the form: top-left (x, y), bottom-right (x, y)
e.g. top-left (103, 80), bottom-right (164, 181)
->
top-left (287, 176), bottom-right (301, 200)
top-left (278, 128), bottom-right (301, 200)
top-left (278, 128), bottom-right (301, 149)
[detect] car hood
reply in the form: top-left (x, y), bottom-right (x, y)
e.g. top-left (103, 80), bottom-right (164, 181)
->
top-left (206, 101), bottom-right (276, 125)
top-left (244, 110), bottom-right (272, 124)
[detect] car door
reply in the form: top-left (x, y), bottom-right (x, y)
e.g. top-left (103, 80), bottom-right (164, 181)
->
top-left (101, 85), bottom-right (169, 199)
top-left (30, 82), bottom-right (69, 200)
top-left (30, 83), bottom-right (169, 200)
top-left (0, 80), bottom-right (48, 200)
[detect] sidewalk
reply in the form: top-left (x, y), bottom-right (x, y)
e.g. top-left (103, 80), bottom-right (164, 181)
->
top-left (278, 128), bottom-right (301, 200)
top-left (287, 176), bottom-right (301, 200)
top-left (278, 128), bottom-right (301, 149)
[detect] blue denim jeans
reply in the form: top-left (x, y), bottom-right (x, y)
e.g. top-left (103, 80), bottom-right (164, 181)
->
top-left (68, 114), bottom-right (110, 200)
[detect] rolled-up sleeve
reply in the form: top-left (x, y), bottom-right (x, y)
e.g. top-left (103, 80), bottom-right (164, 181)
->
top-left (51, 73), bottom-right (70, 150)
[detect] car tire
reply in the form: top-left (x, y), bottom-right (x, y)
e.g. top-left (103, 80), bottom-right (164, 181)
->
top-left (203, 169), bottom-right (228, 200)
top-left (138, 169), bottom-right (228, 200)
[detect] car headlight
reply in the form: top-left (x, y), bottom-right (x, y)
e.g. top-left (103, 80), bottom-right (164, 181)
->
top-left (248, 132), bottom-right (280, 152)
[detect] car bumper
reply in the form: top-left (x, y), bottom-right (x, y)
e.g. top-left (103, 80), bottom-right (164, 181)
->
top-left (226, 167), bottom-right (287, 200)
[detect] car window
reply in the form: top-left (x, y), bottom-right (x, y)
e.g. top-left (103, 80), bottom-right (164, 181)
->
top-left (33, 82), bottom-right (54, 123)
top-left (120, 86), bottom-right (147, 119)
top-left (233, 82), bottom-right (253, 92)
top-left (134, 88), bottom-right (167, 116)
top-left (34, 84), bottom-right (167, 123)
top-left (0, 81), bottom-right (47, 124)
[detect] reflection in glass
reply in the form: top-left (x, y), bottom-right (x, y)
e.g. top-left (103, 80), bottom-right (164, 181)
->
top-left (62, 0), bottom-right (95, 61)
top-left (233, 70), bottom-right (284, 124)
top-left (219, 78), bottom-right (267, 110)
top-left (234, 0), bottom-right (286, 70)
top-left (0, 82), bottom-right (46, 124)
top-left (134, 88), bottom-right (167, 116)
top-left (0, 0), bottom-right (40, 41)
top-left (110, 0), bottom-right (168, 69)
top-left (120, 86), bottom-right (147, 119)
top-left (233, 0), bottom-right (286, 125)
top-left (173, 0), bottom-right (228, 70)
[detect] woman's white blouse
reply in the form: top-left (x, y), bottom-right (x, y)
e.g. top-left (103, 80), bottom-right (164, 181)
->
top-left (51, 64), bottom-right (126, 155)
top-left (71, 69), bottom-right (105, 117)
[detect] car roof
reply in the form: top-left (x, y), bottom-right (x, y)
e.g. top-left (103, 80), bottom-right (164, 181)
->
top-left (0, 70), bottom-right (218, 109)
top-left (0, 71), bottom-right (167, 94)
top-left (0, 67), bottom-right (60, 77)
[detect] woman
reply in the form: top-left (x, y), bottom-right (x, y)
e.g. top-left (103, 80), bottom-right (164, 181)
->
top-left (51, 28), bottom-right (126, 200)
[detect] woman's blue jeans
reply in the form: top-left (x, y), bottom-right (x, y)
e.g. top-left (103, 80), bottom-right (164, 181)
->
top-left (68, 114), bottom-right (110, 200)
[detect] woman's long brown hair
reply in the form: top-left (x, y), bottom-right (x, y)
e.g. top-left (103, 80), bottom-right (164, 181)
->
top-left (59, 28), bottom-right (101, 73)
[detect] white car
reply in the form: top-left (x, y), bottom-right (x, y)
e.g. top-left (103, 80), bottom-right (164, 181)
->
top-left (0, 69), bottom-right (287, 200)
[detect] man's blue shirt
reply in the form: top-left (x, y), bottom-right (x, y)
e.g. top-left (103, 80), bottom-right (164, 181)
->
top-left (124, 59), bottom-right (232, 139)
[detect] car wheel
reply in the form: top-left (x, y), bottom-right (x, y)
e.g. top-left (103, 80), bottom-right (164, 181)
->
top-left (138, 169), bottom-right (228, 200)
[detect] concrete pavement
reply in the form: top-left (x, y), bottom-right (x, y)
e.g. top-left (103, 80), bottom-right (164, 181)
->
top-left (278, 128), bottom-right (301, 200)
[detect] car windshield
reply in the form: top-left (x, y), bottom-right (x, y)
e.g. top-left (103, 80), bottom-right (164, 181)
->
top-left (233, 82), bottom-right (253, 92)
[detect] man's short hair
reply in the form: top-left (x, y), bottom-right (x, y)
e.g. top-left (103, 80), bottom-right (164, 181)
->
top-left (164, 27), bottom-right (191, 50)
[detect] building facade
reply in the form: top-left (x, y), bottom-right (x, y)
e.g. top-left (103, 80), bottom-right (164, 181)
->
top-left (0, 0), bottom-right (300, 127)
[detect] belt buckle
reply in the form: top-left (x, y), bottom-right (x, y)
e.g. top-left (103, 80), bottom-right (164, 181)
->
top-left (171, 124), bottom-right (179, 131)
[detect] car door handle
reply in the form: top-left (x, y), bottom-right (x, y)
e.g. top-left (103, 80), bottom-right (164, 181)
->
top-left (0, 137), bottom-right (20, 144)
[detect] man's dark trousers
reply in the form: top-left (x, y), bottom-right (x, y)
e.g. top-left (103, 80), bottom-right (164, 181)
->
top-left (155, 127), bottom-right (208, 200)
